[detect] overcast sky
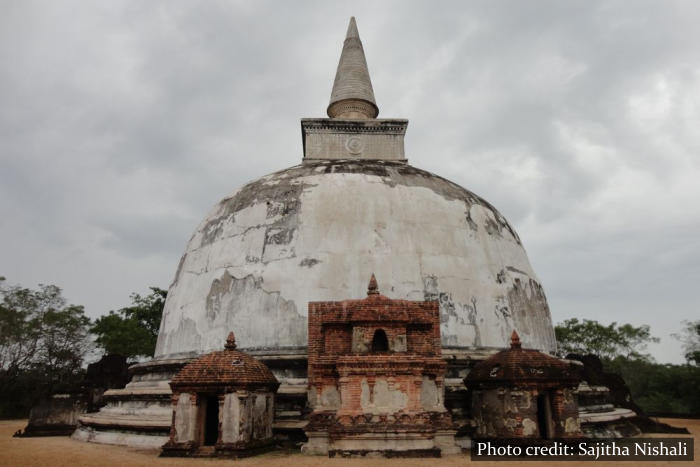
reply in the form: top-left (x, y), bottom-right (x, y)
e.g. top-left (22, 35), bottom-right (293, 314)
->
top-left (2, 1), bottom-right (698, 363)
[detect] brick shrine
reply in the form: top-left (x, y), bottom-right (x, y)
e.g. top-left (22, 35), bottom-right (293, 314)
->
top-left (161, 332), bottom-right (279, 457)
top-left (465, 331), bottom-right (583, 439)
top-left (303, 274), bottom-right (459, 457)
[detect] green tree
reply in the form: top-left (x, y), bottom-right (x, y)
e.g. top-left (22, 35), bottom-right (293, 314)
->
top-left (91, 287), bottom-right (166, 360)
top-left (605, 357), bottom-right (700, 416)
top-left (555, 318), bottom-right (700, 416)
top-left (36, 302), bottom-right (92, 393)
top-left (554, 318), bottom-right (659, 361)
top-left (0, 277), bottom-right (91, 407)
top-left (673, 320), bottom-right (700, 366)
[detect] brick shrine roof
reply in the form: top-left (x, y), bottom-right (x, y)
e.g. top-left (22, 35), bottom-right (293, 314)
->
top-left (170, 332), bottom-right (279, 389)
top-left (465, 331), bottom-right (581, 387)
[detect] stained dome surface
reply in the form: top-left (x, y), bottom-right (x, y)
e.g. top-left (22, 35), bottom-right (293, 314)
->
top-left (154, 159), bottom-right (556, 358)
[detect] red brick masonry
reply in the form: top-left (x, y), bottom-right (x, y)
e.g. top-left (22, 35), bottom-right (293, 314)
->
top-left (306, 275), bottom-right (454, 453)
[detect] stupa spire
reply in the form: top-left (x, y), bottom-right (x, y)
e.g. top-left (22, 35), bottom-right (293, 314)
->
top-left (510, 330), bottom-right (522, 349)
top-left (327, 17), bottom-right (379, 119)
top-left (367, 273), bottom-right (379, 295)
top-left (225, 331), bottom-right (237, 350)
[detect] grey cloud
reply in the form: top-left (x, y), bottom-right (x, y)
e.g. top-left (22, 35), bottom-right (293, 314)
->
top-left (1, 0), bottom-right (699, 363)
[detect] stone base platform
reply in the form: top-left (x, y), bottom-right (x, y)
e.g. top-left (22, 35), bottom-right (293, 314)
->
top-left (72, 357), bottom-right (188, 448)
top-left (72, 352), bottom-right (311, 448)
top-left (330, 448), bottom-right (440, 458)
top-left (303, 429), bottom-right (460, 457)
top-left (70, 348), bottom-right (522, 450)
top-left (160, 439), bottom-right (276, 458)
top-left (19, 394), bottom-right (86, 438)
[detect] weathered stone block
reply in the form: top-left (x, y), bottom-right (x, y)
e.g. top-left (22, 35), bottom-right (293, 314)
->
top-left (302, 119), bottom-right (408, 161)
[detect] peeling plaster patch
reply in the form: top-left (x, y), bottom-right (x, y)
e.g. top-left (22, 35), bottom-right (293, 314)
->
top-left (206, 273), bottom-right (230, 321)
top-left (221, 394), bottom-right (240, 443)
top-left (423, 275), bottom-right (481, 347)
top-left (496, 269), bottom-right (506, 284)
top-left (360, 378), bottom-right (408, 413)
top-left (422, 275), bottom-right (439, 299)
top-left (522, 418), bottom-right (537, 436)
top-left (323, 161), bottom-right (390, 177)
top-left (392, 334), bottom-right (407, 352)
top-left (494, 295), bottom-right (511, 324)
top-left (420, 376), bottom-right (441, 410)
top-left (351, 327), bottom-right (369, 353)
top-left (201, 213), bottom-right (234, 248)
top-left (299, 258), bottom-right (321, 267)
top-left (198, 169), bottom-right (313, 248)
top-left (484, 213), bottom-right (503, 237)
top-left (306, 160), bottom-right (520, 245)
top-left (506, 266), bottom-right (529, 276)
top-left (204, 271), bottom-right (306, 349)
top-left (265, 227), bottom-right (294, 244)
top-left (565, 417), bottom-right (580, 433)
top-left (164, 318), bottom-right (201, 360)
top-left (320, 386), bottom-right (340, 409)
top-left (174, 393), bottom-right (194, 442)
top-left (507, 276), bottom-right (556, 351)
top-left (465, 208), bottom-right (478, 231)
top-left (171, 253), bottom-right (187, 287)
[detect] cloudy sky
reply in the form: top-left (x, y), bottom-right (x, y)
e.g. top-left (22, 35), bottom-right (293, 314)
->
top-left (2, 0), bottom-right (698, 363)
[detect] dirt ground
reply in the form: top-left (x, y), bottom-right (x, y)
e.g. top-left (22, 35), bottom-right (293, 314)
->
top-left (0, 419), bottom-right (697, 466)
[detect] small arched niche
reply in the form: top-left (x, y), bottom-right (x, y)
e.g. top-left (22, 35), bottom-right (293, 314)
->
top-left (371, 329), bottom-right (389, 352)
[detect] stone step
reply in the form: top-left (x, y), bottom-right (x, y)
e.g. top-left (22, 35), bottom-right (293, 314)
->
top-left (79, 413), bottom-right (171, 430)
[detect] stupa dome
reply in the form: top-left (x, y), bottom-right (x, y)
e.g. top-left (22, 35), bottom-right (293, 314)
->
top-left (155, 157), bottom-right (556, 357)
top-left (154, 18), bottom-right (556, 359)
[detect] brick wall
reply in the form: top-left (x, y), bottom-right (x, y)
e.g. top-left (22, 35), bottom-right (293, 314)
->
top-left (307, 287), bottom-right (452, 438)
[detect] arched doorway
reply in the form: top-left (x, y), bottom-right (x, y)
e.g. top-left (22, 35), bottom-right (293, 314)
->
top-left (203, 395), bottom-right (219, 446)
top-left (371, 329), bottom-right (389, 352)
top-left (536, 392), bottom-right (553, 439)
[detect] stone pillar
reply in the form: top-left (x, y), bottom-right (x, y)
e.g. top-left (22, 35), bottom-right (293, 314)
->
top-left (551, 388), bottom-right (582, 438)
top-left (173, 392), bottom-right (196, 443)
top-left (220, 393), bottom-right (240, 443)
top-left (266, 394), bottom-right (274, 439)
top-left (217, 394), bottom-right (224, 445)
top-left (434, 429), bottom-right (461, 456)
top-left (301, 431), bottom-right (330, 456)
top-left (238, 392), bottom-right (252, 443)
top-left (253, 393), bottom-right (267, 440)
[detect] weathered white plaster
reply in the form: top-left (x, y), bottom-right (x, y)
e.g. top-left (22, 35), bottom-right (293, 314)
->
top-left (155, 161), bottom-right (556, 359)
top-left (392, 334), bottom-right (407, 352)
top-left (522, 418), bottom-right (538, 436)
top-left (238, 394), bottom-right (252, 442)
top-left (565, 416), bottom-right (580, 434)
top-left (351, 327), bottom-right (368, 353)
top-left (174, 393), bottom-right (195, 443)
top-left (319, 386), bottom-right (341, 410)
top-left (360, 378), bottom-right (408, 413)
top-left (332, 434), bottom-right (434, 452)
top-left (301, 431), bottom-right (330, 455)
top-left (419, 376), bottom-right (442, 411)
top-left (253, 393), bottom-right (268, 440)
top-left (221, 393), bottom-right (240, 443)
top-left (266, 394), bottom-right (274, 438)
top-left (302, 119), bottom-right (407, 160)
top-left (71, 426), bottom-right (167, 448)
top-left (434, 430), bottom-right (461, 456)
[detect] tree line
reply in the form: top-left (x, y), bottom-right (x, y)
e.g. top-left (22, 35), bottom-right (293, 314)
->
top-left (555, 318), bottom-right (700, 417)
top-left (0, 277), bottom-right (164, 418)
top-left (2, 276), bottom-right (698, 419)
